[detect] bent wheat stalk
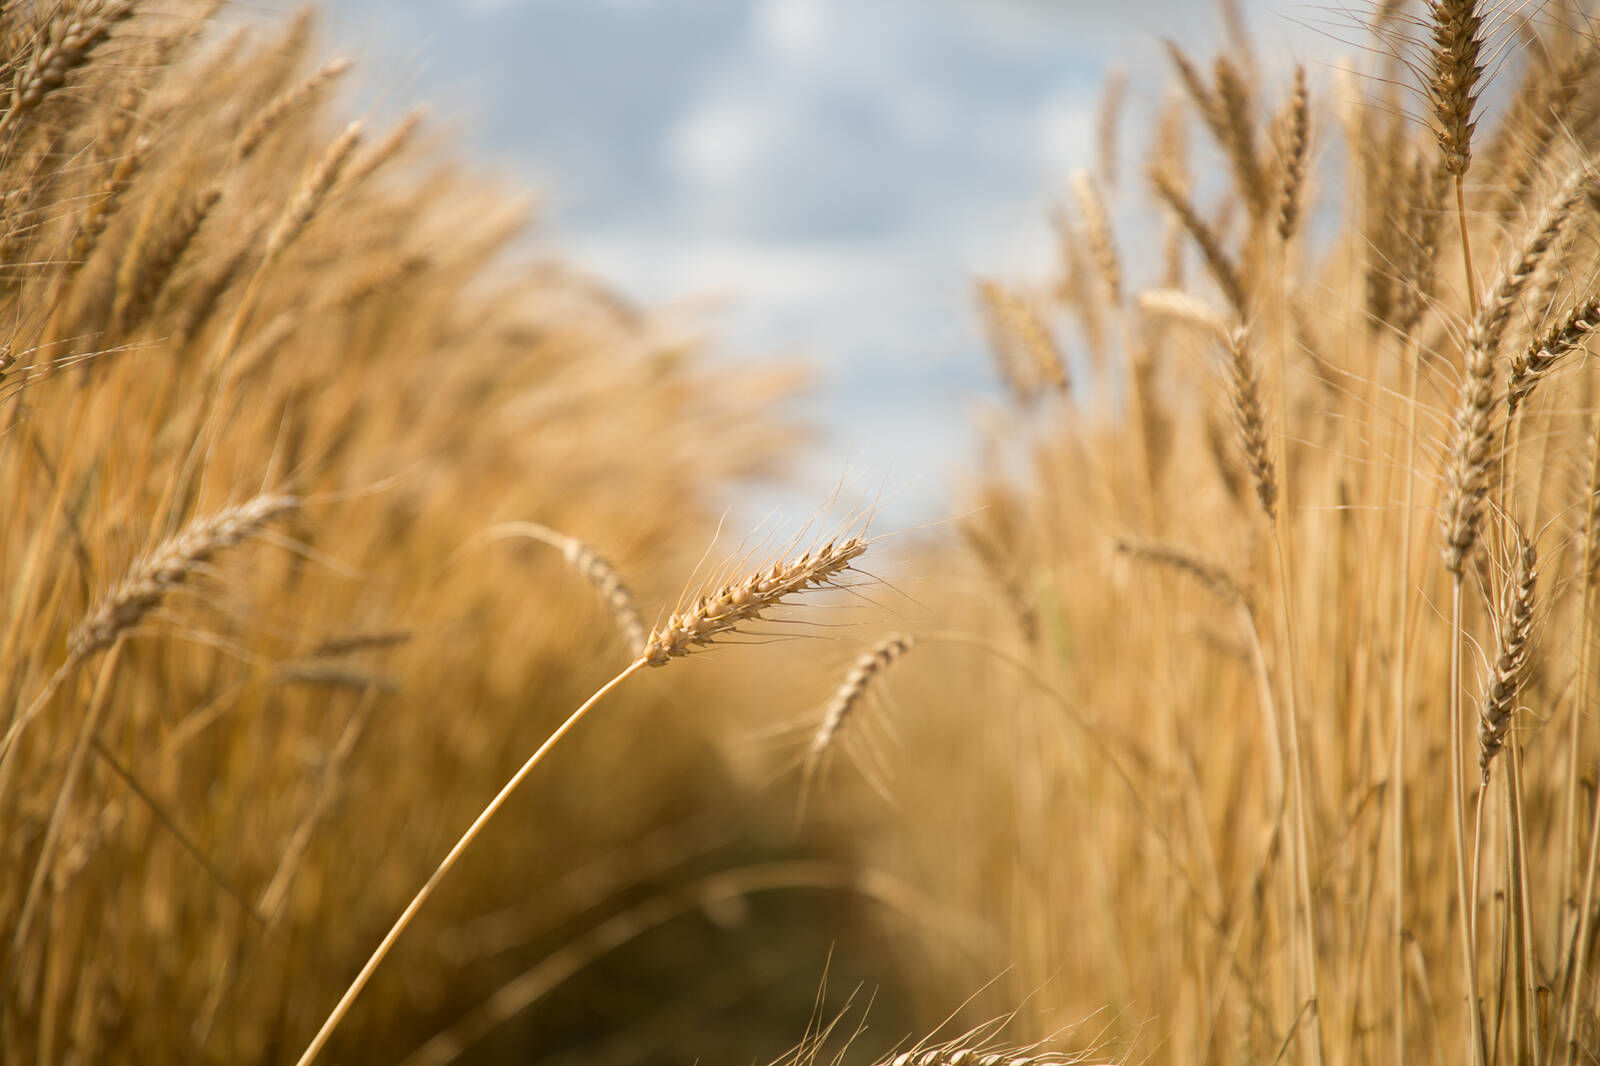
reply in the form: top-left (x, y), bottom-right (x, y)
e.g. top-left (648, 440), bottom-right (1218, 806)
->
top-left (293, 534), bottom-right (869, 1066)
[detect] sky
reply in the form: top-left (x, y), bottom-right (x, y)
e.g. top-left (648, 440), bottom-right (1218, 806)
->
top-left (295, 0), bottom-right (1337, 525)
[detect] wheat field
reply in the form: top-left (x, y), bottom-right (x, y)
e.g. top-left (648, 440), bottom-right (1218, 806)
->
top-left (9, 1), bottom-right (1600, 1064)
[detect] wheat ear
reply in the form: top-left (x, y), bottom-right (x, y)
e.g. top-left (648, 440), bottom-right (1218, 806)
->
top-left (232, 56), bottom-right (354, 162)
top-left (1276, 65), bottom-right (1309, 243)
top-left (70, 493), bottom-right (300, 661)
top-left (1426, 0), bottom-right (1487, 179)
top-left (1150, 164), bottom-right (1246, 316)
top-left (113, 181), bottom-right (223, 336)
top-left (644, 535), bottom-right (868, 665)
top-left (262, 120), bottom-right (362, 265)
top-left (1476, 532), bottom-right (1538, 784)
top-left (471, 521), bottom-right (648, 657)
top-left (1137, 288), bottom-right (1230, 344)
top-left (1439, 323), bottom-right (1496, 576)
top-left (295, 534), bottom-right (869, 1066)
top-left (1507, 294), bottom-right (1600, 414)
top-left (2, 0), bottom-right (137, 131)
top-left (1220, 326), bottom-right (1277, 522)
top-left (811, 633), bottom-right (916, 759)
top-left (1070, 169), bottom-right (1121, 304)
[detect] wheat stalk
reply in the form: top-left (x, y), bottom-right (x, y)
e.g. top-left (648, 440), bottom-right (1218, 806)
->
top-left (263, 120), bottom-right (362, 264)
top-left (295, 529), bottom-right (870, 1066)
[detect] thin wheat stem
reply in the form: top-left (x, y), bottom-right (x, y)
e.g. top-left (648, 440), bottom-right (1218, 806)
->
top-left (1452, 579), bottom-right (1488, 1066)
top-left (293, 659), bottom-right (645, 1066)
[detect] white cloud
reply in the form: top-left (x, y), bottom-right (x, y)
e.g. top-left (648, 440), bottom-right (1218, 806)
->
top-left (664, 96), bottom-right (774, 191)
top-left (755, 0), bottom-right (830, 58)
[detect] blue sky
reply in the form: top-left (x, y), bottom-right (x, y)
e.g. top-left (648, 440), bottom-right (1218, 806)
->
top-left (300, 0), bottom-right (1329, 524)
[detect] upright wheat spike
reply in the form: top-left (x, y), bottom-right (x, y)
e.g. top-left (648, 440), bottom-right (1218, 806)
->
top-left (1221, 327), bottom-right (1277, 522)
top-left (113, 181), bottom-right (223, 336)
top-left (295, 531), bottom-right (870, 1066)
top-left (1276, 65), bottom-right (1309, 243)
top-left (70, 137), bottom-right (147, 269)
top-left (1213, 55), bottom-right (1268, 219)
top-left (1440, 323), bottom-right (1496, 576)
top-left (1070, 170), bottom-right (1121, 304)
top-left (1477, 532), bottom-right (1538, 784)
top-left (976, 280), bottom-right (1068, 398)
top-left (1428, 0), bottom-right (1488, 323)
top-left (1427, 0), bottom-right (1487, 180)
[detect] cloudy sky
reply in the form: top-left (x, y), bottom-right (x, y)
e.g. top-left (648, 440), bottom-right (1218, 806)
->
top-left (302, 0), bottom-right (1335, 524)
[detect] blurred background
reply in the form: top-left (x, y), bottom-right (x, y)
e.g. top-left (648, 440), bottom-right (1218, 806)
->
top-left (295, 0), bottom-right (1327, 524)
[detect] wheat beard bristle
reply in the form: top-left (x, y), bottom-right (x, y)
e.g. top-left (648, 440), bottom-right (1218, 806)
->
top-left (882, 1044), bottom-right (1084, 1066)
top-left (1477, 533), bottom-right (1538, 784)
top-left (70, 494), bottom-right (301, 660)
top-left (643, 535), bottom-right (868, 666)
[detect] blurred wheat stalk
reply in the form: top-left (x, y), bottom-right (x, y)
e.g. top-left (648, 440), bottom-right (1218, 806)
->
top-left (0, 2), bottom-right (813, 1063)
